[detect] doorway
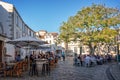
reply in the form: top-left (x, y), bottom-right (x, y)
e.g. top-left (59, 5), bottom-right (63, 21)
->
top-left (0, 40), bottom-right (3, 62)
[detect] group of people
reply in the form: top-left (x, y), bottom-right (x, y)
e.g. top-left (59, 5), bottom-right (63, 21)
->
top-left (73, 53), bottom-right (113, 67)
top-left (29, 51), bottom-right (59, 76)
top-left (14, 50), bottom-right (66, 76)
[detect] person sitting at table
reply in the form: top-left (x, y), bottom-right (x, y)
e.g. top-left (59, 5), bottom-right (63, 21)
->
top-left (15, 54), bottom-right (21, 62)
top-left (38, 53), bottom-right (42, 59)
top-left (25, 55), bottom-right (28, 62)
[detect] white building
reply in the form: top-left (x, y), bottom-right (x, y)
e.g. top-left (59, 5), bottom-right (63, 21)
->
top-left (36, 30), bottom-right (59, 52)
top-left (0, 1), bottom-right (36, 62)
top-left (36, 30), bottom-right (47, 41)
top-left (44, 32), bottom-right (58, 45)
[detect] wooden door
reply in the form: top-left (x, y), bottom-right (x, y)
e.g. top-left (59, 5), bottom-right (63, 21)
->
top-left (0, 41), bottom-right (3, 62)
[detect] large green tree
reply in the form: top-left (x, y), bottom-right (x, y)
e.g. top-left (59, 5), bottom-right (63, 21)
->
top-left (59, 4), bottom-right (120, 54)
top-left (59, 20), bottom-right (76, 51)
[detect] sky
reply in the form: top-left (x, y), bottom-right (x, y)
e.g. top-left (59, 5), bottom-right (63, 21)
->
top-left (2, 0), bottom-right (120, 33)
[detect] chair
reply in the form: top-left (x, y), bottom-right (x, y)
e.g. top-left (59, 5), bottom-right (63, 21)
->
top-left (23, 61), bottom-right (28, 71)
top-left (50, 60), bottom-right (55, 66)
top-left (3, 62), bottom-right (13, 77)
top-left (49, 59), bottom-right (56, 70)
top-left (12, 62), bottom-right (23, 77)
top-left (0, 62), bottom-right (3, 71)
top-left (0, 62), bottom-right (4, 76)
top-left (19, 61), bottom-right (24, 72)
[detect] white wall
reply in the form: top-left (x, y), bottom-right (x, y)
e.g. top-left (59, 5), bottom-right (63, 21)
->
top-left (13, 10), bottom-right (23, 39)
top-left (4, 43), bottom-right (15, 62)
top-left (0, 1), bottom-right (13, 38)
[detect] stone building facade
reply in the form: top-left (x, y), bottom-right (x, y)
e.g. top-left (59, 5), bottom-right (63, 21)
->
top-left (0, 1), bottom-right (36, 62)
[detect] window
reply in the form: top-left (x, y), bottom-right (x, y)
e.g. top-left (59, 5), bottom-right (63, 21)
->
top-left (0, 22), bottom-right (3, 34)
top-left (16, 15), bottom-right (19, 26)
top-left (16, 30), bottom-right (20, 38)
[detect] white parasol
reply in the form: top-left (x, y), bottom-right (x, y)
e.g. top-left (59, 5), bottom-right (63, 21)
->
top-left (6, 36), bottom-right (46, 72)
top-left (6, 36), bottom-right (45, 47)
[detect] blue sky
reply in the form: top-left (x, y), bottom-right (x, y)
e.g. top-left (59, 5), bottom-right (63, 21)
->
top-left (3, 0), bottom-right (120, 33)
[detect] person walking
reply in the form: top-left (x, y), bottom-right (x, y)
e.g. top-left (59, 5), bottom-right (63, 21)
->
top-left (62, 51), bottom-right (65, 61)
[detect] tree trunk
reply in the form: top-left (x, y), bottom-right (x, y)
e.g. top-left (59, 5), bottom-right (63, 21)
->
top-left (88, 42), bottom-right (95, 55)
top-left (80, 46), bottom-right (82, 55)
top-left (65, 42), bottom-right (68, 54)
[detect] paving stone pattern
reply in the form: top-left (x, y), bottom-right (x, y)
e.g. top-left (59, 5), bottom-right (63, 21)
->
top-left (1, 57), bottom-right (110, 80)
top-left (110, 63), bottom-right (120, 80)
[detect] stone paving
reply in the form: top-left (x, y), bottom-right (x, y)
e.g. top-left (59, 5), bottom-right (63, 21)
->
top-left (0, 57), bottom-right (111, 80)
top-left (109, 63), bottom-right (120, 80)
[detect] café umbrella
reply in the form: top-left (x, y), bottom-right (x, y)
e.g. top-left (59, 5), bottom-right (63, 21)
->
top-left (6, 36), bottom-right (47, 58)
top-left (6, 36), bottom-right (45, 47)
top-left (6, 36), bottom-right (46, 72)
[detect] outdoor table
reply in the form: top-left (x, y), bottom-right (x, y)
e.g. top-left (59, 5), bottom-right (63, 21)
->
top-left (7, 63), bottom-right (16, 66)
top-left (35, 60), bottom-right (49, 76)
top-left (29, 59), bottom-right (48, 76)
top-left (36, 61), bottom-right (47, 71)
top-left (28, 58), bottom-right (49, 76)
top-left (6, 62), bottom-right (16, 69)
top-left (35, 59), bottom-right (48, 62)
top-left (7, 63), bottom-right (16, 67)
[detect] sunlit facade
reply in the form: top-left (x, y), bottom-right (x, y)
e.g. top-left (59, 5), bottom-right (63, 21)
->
top-left (0, 1), bottom-right (36, 62)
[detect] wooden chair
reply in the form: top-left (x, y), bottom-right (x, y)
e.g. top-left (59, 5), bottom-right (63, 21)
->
top-left (49, 60), bottom-right (55, 69)
top-left (4, 69), bottom-right (12, 77)
top-left (3, 62), bottom-right (13, 77)
top-left (0, 62), bottom-right (4, 76)
top-left (0, 62), bottom-right (3, 71)
top-left (19, 61), bottom-right (24, 72)
top-left (23, 61), bottom-right (28, 71)
top-left (0, 62), bottom-right (3, 68)
top-left (12, 62), bottom-right (22, 77)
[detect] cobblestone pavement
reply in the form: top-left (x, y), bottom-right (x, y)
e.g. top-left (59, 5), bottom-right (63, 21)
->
top-left (109, 63), bottom-right (120, 80)
top-left (1, 57), bottom-right (111, 80)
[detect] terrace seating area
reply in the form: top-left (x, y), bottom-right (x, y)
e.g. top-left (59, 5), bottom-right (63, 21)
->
top-left (0, 52), bottom-right (59, 78)
top-left (0, 60), bottom-right (28, 77)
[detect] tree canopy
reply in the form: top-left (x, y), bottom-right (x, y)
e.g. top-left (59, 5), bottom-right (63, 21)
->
top-left (59, 4), bottom-right (120, 53)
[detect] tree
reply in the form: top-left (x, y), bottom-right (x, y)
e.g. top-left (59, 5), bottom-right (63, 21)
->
top-left (59, 20), bottom-right (76, 52)
top-left (59, 4), bottom-right (120, 54)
